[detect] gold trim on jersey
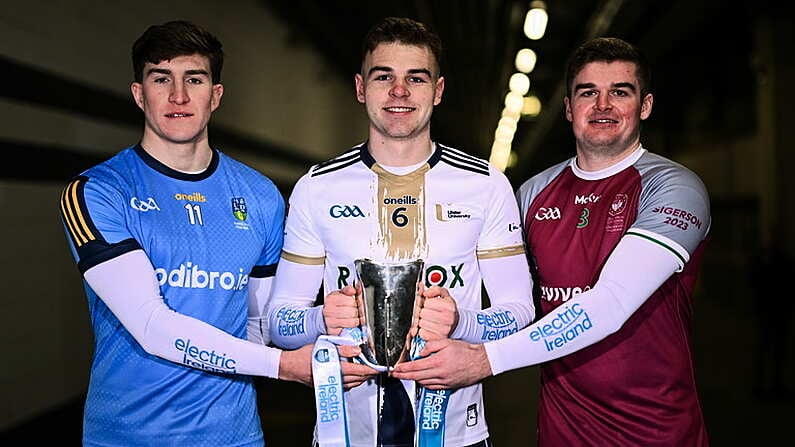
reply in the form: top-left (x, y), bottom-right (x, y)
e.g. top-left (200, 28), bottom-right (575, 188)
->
top-left (281, 250), bottom-right (325, 265)
top-left (60, 178), bottom-right (96, 247)
top-left (372, 164), bottom-right (429, 261)
top-left (476, 244), bottom-right (525, 259)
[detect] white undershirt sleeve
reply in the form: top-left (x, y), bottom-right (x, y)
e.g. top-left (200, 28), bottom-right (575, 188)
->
top-left (451, 254), bottom-right (536, 343)
top-left (84, 249), bottom-right (282, 378)
top-left (247, 276), bottom-right (273, 345)
top-left (267, 258), bottom-right (326, 349)
top-left (484, 234), bottom-right (680, 375)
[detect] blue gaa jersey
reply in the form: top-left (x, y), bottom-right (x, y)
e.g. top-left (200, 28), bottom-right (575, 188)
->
top-left (60, 145), bottom-right (284, 447)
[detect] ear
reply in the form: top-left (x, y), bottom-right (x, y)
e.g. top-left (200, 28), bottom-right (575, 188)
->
top-left (564, 96), bottom-right (573, 122)
top-left (433, 76), bottom-right (445, 106)
top-left (210, 83), bottom-right (224, 112)
top-left (130, 82), bottom-right (144, 110)
top-left (640, 93), bottom-right (653, 120)
top-left (354, 73), bottom-right (366, 104)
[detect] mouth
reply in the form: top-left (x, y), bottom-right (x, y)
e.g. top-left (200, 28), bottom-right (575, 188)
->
top-left (383, 106), bottom-right (415, 113)
top-left (588, 118), bottom-right (618, 124)
top-left (165, 113), bottom-right (193, 118)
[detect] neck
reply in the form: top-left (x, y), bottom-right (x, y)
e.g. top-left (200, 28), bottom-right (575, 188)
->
top-left (140, 132), bottom-right (213, 173)
top-left (367, 131), bottom-right (433, 167)
top-left (575, 140), bottom-right (641, 172)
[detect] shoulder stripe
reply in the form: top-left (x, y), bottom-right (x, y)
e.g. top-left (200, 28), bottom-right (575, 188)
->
top-left (311, 146), bottom-right (362, 172)
top-left (439, 145), bottom-right (489, 169)
top-left (312, 156), bottom-right (361, 177)
top-left (281, 250), bottom-right (325, 265)
top-left (440, 154), bottom-right (490, 175)
top-left (60, 177), bottom-right (97, 247)
top-left (476, 244), bottom-right (526, 260)
top-left (439, 147), bottom-right (490, 175)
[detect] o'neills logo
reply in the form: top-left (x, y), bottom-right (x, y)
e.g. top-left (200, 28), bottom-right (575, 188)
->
top-left (174, 192), bottom-right (207, 202)
top-left (383, 195), bottom-right (417, 205)
top-left (174, 338), bottom-right (236, 373)
top-left (528, 303), bottom-right (592, 352)
top-left (317, 376), bottom-right (342, 422)
top-left (420, 389), bottom-right (449, 430)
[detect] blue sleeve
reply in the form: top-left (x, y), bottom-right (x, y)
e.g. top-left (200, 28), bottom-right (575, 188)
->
top-left (60, 174), bottom-right (141, 273)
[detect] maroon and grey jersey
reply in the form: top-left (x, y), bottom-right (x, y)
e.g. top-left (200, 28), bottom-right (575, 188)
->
top-left (516, 146), bottom-right (710, 446)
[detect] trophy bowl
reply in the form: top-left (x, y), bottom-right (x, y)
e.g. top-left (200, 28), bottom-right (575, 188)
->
top-left (354, 258), bottom-right (424, 370)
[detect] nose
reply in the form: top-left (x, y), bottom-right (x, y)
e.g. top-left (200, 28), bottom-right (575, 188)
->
top-left (169, 82), bottom-right (190, 104)
top-left (594, 92), bottom-right (611, 111)
top-left (389, 80), bottom-right (410, 98)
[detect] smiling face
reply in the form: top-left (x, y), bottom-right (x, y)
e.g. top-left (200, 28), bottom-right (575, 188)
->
top-left (355, 42), bottom-right (444, 144)
top-left (564, 60), bottom-right (652, 159)
top-left (131, 53), bottom-right (223, 149)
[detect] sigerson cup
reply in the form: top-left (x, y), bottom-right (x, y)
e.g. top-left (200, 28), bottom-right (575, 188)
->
top-left (353, 258), bottom-right (425, 370)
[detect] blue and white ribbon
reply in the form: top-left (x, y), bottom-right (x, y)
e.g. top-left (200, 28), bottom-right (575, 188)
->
top-left (411, 335), bottom-right (453, 447)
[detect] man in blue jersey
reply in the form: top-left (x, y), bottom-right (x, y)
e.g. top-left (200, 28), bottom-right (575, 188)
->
top-left (59, 20), bottom-right (370, 447)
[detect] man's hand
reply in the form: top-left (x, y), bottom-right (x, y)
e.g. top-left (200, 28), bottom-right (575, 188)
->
top-left (390, 339), bottom-right (492, 389)
top-left (340, 360), bottom-right (379, 389)
top-left (322, 286), bottom-right (358, 335)
top-left (415, 286), bottom-right (459, 341)
top-left (278, 343), bottom-right (315, 387)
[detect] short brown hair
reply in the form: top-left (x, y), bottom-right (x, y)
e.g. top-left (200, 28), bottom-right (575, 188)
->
top-left (132, 20), bottom-right (224, 84)
top-left (361, 17), bottom-right (443, 76)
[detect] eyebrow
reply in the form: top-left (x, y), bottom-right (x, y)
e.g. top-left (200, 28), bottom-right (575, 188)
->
top-left (574, 81), bottom-right (637, 92)
top-left (145, 68), bottom-right (210, 77)
top-left (367, 66), bottom-right (433, 78)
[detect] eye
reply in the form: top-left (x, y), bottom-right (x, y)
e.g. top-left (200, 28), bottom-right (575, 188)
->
top-left (408, 76), bottom-right (428, 84)
top-left (153, 76), bottom-right (169, 84)
top-left (374, 74), bottom-right (392, 81)
top-left (579, 90), bottom-right (596, 97)
top-left (611, 89), bottom-right (629, 97)
top-left (186, 77), bottom-right (204, 85)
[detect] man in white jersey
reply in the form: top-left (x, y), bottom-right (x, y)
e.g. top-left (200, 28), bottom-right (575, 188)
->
top-left (394, 37), bottom-right (711, 446)
top-left (59, 20), bottom-right (371, 447)
top-left (268, 17), bottom-right (534, 447)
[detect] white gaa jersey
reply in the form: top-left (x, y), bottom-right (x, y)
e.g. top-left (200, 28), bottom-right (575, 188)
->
top-left (282, 142), bottom-right (526, 446)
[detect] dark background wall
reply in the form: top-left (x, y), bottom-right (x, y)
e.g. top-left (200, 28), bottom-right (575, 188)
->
top-left (2, 1), bottom-right (794, 446)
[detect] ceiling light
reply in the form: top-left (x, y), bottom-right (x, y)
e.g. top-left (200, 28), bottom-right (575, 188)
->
top-left (509, 73), bottom-right (531, 95)
top-left (515, 48), bottom-right (537, 73)
top-left (524, 1), bottom-right (548, 40)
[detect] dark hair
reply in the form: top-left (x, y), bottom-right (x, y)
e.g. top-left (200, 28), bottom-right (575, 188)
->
top-left (361, 17), bottom-right (443, 76)
top-left (132, 20), bottom-right (224, 84)
top-left (564, 37), bottom-right (651, 98)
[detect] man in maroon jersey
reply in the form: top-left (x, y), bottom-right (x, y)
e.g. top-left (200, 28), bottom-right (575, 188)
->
top-left (393, 37), bottom-right (711, 446)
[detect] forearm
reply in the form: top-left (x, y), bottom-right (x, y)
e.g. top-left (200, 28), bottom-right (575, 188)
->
top-left (485, 234), bottom-right (679, 375)
top-left (267, 258), bottom-right (327, 348)
top-left (452, 254), bottom-right (535, 343)
top-left (85, 250), bottom-right (282, 378)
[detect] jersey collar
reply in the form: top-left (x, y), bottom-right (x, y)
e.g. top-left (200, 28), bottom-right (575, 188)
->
top-left (134, 144), bottom-right (219, 181)
top-left (360, 141), bottom-right (443, 169)
top-left (570, 144), bottom-right (646, 181)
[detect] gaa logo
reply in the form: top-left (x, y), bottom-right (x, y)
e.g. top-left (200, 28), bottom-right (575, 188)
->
top-left (329, 204), bottom-right (365, 218)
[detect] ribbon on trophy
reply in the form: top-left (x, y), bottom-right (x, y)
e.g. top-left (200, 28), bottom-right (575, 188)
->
top-left (312, 327), bottom-right (384, 447)
top-left (410, 335), bottom-right (453, 447)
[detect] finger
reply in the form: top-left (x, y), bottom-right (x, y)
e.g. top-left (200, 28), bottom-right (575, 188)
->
top-left (340, 285), bottom-right (357, 296)
top-left (422, 285), bottom-right (444, 299)
top-left (338, 345), bottom-right (361, 358)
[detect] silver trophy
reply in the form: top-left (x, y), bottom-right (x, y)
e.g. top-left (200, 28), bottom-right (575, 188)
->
top-left (354, 258), bottom-right (424, 370)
